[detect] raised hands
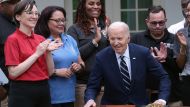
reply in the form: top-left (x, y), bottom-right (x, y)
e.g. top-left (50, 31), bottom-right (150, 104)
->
top-left (47, 39), bottom-right (63, 51)
top-left (35, 39), bottom-right (63, 57)
top-left (101, 16), bottom-right (111, 36)
top-left (150, 42), bottom-right (167, 63)
top-left (35, 39), bottom-right (51, 57)
top-left (93, 18), bottom-right (102, 44)
top-left (176, 31), bottom-right (187, 48)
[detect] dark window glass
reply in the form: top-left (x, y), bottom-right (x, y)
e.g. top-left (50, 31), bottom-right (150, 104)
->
top-left (138, 11), bottom-right (147, 30)
top-left (121, 0), bottom-right (135, 9)
top-left (121, 11), bottom-right (136, 30)
top-left (138, 0), bottom-right (152, 8)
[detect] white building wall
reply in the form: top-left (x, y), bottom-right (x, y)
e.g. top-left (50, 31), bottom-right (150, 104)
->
top-left (35, 0), bottom-right (64, 12)
top-left (160, 0), bottom-right (183, 27)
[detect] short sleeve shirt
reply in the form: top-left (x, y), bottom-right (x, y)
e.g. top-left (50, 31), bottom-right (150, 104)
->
top-left (48, 34), bottom-right (80, 103)
top-left (4, 29), bottom-right (49, 81)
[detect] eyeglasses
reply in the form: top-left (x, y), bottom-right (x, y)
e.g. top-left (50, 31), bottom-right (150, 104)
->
top-left (149, 20), bottom-right (166, 26)
top-left (24, 11), bottom-right (39, 16)
top-left (49, 18), bottom-right (66, 24)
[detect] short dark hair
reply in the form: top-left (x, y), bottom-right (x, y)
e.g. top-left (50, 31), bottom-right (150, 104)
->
top-left (13, 0), bottom-right (36, 27)
top-left (147, 5), bottom-right (166, 19)
top-left (34, 6), bottom-right (66, 38)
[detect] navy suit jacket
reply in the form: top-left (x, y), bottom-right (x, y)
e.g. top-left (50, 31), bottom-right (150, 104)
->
top-left (84, 43), bottom-right (170, 105)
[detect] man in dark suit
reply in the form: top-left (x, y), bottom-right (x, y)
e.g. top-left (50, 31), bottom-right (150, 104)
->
top-left (84, 21), bottom-right (170, 106)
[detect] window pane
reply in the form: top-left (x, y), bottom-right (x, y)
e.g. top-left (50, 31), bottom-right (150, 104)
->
top-left (138, 11), bottom-right (147, 30)
top-left (121, 0), bottom-right (135, 9)
top-left (121, 11), bottom-right (136, 30)
top-left (73, 0), bottom-right (79, 10)
top-left (73, 12), bottom-right (76, 22)
top-left (138, 0), bottom-right (152, 8)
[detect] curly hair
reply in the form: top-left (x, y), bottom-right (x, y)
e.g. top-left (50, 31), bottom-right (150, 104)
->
top-left (74, 0), bottom-right (106, 35)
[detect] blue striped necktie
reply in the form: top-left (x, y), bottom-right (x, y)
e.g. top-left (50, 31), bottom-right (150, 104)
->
top-left (120, 56), bottom-right (131, 93)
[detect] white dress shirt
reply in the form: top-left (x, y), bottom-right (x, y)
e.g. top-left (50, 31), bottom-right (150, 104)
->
top-left (168, 19), bottom-right (186, 34)
top-left (115, 46), bottom-right (131, 79)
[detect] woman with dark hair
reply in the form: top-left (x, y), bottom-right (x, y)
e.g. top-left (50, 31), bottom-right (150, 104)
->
top-left (67, 0), bottom-right (110, 106)
top-left (35, 6), bottom-right (84, 107)
top-left (4, 0), bottom-right (61, 107)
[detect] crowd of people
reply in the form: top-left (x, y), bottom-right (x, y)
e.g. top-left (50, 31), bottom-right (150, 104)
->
top-left (1, 0), bottom-right (190, 107)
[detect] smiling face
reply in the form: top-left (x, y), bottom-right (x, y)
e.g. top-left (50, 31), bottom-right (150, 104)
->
top-left (16, 5), bottom-right (38, 30)
top-left (108, 22), bottom-right (130, 55)
top-left (48, 10), bottom-right (66, 37)
top-left (85, 0), bottom-right (102, 19)
top-left (185, 3), bottom-right (190, 23)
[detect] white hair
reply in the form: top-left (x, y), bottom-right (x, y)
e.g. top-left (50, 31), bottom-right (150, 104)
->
top-left (108, 21), bottom-right (130, 36)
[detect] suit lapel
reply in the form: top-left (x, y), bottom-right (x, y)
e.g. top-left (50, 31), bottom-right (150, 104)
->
top-left (128, 44), bottom-right (137, 90)
top-left (108, 47), bottom-right (121, 74)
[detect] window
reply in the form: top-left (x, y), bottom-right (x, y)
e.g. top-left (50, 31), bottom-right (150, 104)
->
top-left (121, 0), bottom-right (152, 33)
top-left (72, 0), bottom-right (79, 22)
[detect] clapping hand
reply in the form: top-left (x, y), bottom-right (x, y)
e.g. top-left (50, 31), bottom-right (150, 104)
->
top-left (93, 18), bottom-right (101, 44)
top-left (176, 31), bottom-right (187, 47)
top-left (35, 39), bottom-right (51, 57)
top-left (150, 42), bottom-right (167, 63)
top-left (47, 39), bottom-right (63, 51)
top-left (101, 16), bottom-right (111, 36)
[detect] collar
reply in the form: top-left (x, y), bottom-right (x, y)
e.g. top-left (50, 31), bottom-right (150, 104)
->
top-left (115, 45), bottom-right (130, 60)
top-left (16, 28), bottom-right (34, 39)
top-left (144, 29), bottom-right (170, 42)
top-left (48, 33), bottom-right (68, 43)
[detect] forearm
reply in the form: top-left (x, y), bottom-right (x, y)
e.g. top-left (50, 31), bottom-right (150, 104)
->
top-left (46, 51), bottom-right (54, 76)
top-left (67, 27), bottom-right (97, 59)
top-left (80, 41), bottom-right (97, 59)
top-left (176, 46), bottom-right (187, 68)
top-left (78, 56), bottom-right (85, 68)
top-left (8, 53), bottom-right (40, 79)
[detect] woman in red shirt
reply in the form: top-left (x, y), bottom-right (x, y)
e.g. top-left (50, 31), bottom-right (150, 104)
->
top-left (4, 0), bottom-right (61, 107)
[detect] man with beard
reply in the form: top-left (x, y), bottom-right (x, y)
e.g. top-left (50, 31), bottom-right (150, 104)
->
top-left (131, 5), bottom-right (182, 106)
